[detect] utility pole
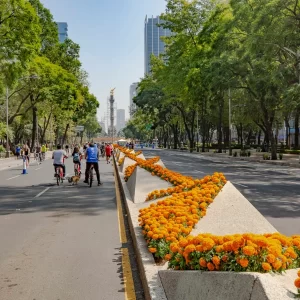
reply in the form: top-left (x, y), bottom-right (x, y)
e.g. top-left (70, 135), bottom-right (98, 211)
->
top-left (229, 88), bottom-right (232, 156)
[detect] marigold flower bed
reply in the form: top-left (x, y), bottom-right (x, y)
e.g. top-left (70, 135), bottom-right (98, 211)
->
top-left (167, 233), bottom-right (300, 273)
top-left (114, 145), bottom-right (300, 276)
top-left (139, 173), bottom-right (227, 259)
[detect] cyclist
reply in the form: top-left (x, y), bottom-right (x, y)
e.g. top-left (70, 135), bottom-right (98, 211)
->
top-left (72, 146), bottom-right (82, 174)
top-left (52, 144), bottom-right (68, 179)
top-left (35, 144), bottom-right (42, 163)
top-left (84, 142), bottom-right (102, 186)
top-left (65, 144), bottom-right (69, 155)
top-left (41, 144), bottom-right (47, 160)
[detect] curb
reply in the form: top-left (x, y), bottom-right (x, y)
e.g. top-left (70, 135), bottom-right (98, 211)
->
top-left (113, 155), bottom-right (167, 300)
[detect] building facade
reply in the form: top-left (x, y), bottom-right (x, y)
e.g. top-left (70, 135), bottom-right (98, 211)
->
top-left (129, 82), bottom-right (138, 118)
top-left (57, 22), bottom-right (68, 43)
top-left (116, 109), bottom-right (126, 133)
top-left (144, 15), bottom-right (171, 74)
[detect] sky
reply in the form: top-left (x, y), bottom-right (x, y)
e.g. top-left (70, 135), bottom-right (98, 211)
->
top-left (41, 0), bottom-right (167, 124)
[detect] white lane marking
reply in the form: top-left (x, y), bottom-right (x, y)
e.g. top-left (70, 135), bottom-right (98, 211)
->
top-left (35, 187), bottom-right (50, 198)
top-left (232, 182), bottom-right (248, 188)
top-left (6, 175), bottom-right (21, 181)
top-left (35, 167), bottom-right (42, 170)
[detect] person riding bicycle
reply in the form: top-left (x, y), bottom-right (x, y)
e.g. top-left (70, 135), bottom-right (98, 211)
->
top-left (84, 142), bottom-right (102, 186)
top-left (35, 144), bottom-right (42, 162)
top-left (52, 144), bottom-right (68, 179)
top-left (41, 144), bottom-right (46, 160)
top-left (72, 146), bottom-right (82, 174)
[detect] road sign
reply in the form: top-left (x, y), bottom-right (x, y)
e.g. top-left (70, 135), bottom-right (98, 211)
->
top-left (75, 126), bottom-right (84, 132)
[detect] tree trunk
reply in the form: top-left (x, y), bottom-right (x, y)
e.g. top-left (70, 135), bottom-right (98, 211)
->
top-left (30, 106), bottom-right (37, 152)
top-left (61, 123), bottom-right (70, 146)
top-left (41, 113), bottom-right (52, 144)
top-left (295, 112), bottom-right (299, 149)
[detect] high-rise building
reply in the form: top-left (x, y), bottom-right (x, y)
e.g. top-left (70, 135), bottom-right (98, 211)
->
top-left (144, 15), bottom-right (172, 74)
top-left (99, 121), bottom-right (106, 135)
top-left (129, 83), bottom-right (138, 117)
top-left (116, 109), bottom-right (126, 133)
top-left (57, 22), bottom-right (68, 43)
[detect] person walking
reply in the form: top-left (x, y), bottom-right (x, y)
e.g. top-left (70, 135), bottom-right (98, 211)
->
top-left (105, 143), bottom-right (111, 164)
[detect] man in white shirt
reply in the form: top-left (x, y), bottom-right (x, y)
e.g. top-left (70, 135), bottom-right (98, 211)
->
top-left (52, 144), bottom-right (68, 178)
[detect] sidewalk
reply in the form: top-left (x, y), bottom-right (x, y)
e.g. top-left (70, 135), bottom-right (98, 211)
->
top-left (0, 152), bottom-right (53, 171)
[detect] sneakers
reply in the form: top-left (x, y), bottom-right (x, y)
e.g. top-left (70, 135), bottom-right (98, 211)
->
top-left (83, 180), bottom-right (88, 184)
top-left (98, 182), bottom-right (102, 186)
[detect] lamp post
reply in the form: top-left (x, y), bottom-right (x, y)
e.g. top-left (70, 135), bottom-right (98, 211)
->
top-left (229, 88), bottom-right (232, 156)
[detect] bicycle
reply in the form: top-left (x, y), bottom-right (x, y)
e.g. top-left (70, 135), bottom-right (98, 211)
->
top-left (34, 152), bottom-right (41, 165)
top-left (55, 165), bottom-right (64, 186)
top-left (41, 152), bottom-right (46, 161)
top-left (74, 162), bottom-right (81, 176)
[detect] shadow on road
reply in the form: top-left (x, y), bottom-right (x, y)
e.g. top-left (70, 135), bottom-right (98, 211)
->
top-left (0, 182), bottom-right (117, 216)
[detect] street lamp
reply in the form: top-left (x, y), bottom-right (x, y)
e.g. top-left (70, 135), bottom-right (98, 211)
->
top-left (229, 88), bottom-right (232, 156)
top-left (5, 74), bottom-right (39, 158)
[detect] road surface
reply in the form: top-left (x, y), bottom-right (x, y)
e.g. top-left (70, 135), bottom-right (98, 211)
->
top-left (0, 156), bottom-right (143, 300)
top-left (143, 149), bottom-right (300, 236)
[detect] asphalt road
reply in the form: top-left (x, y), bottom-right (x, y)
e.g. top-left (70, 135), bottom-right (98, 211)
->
top-left (0, 156), bottom-right (143, 300)
top-left (143, 149), bottom-right (300, 236)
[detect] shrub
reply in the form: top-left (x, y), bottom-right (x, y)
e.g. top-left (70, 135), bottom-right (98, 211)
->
top-left (0, 145), bottom-right (5, 152)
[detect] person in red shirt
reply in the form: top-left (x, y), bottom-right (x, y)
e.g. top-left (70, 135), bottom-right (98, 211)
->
top-left (105, 143), bottom-right (111, 164)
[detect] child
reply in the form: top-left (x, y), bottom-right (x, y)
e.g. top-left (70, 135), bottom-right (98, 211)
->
top-left (72, 146), bottom-right (82, 174)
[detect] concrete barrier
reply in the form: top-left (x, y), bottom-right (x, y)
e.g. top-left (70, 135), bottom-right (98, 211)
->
top-left (191, 181), bottom-right (277, 236)
top-left (126, 166), bottom-right (172, 203)
top-left (113, 156), bottom-right (167, 300)
top-left (159, 269), bottom-right (299, 300)
top-left (120, 156), bottom-right (136, 173)
top-left (154, 159), bottom-right (166, 168)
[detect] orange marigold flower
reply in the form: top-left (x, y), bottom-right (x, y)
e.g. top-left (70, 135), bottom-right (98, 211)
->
top-left (185, 244), bottom-right (196, 254)
top-left (295, 278), bottom-right (300, 289)
top-left (239, 258), bottom-right (249, 268)
top-left (297, 270), bottom-right (300, 277)
top-left (272, 260), bottom-right (282, 270)
top-left (222, 255), bottom-right (228, 262)
top-left (164, 254), bottom-right (171, 261)
top-left (207, 262), bottom-right (215, 271)
top-left (179, 238), bottom-right (189, 248)
top-left (266, 254), bottom-right (276, 264)
top-left (212, 256), bottom-right (220, 266)
top-left (199, 258), bottom-right (207, 268)
top-left (242, 246), bottom-right (256, 256)
top-left (262, 262), bottom-right (272, 272)
top-left (149, 247), bottom-right (157, 253)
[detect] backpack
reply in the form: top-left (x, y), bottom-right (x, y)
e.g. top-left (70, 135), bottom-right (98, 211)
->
top-left (73, 152), bottom-right (80, 162)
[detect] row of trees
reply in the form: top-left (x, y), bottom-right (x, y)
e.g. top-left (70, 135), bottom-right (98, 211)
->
top-left (0, 0), bottom-right (101, 151)
top-left (124, 0), bottom-right (300, 160)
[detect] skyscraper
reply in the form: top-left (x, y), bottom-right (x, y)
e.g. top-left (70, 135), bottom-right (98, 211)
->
top-left (57, 22), bottom-right (68, 43)
top-left (129, 83), bottom-right (138, 118)
top-left (144, 15), bottom-right (172, 74)
top-left (116, 109), bottom-right (126, 133)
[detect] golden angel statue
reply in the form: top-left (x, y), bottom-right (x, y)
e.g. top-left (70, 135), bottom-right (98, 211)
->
top-left (110, 88), bottom-right (116, 96)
